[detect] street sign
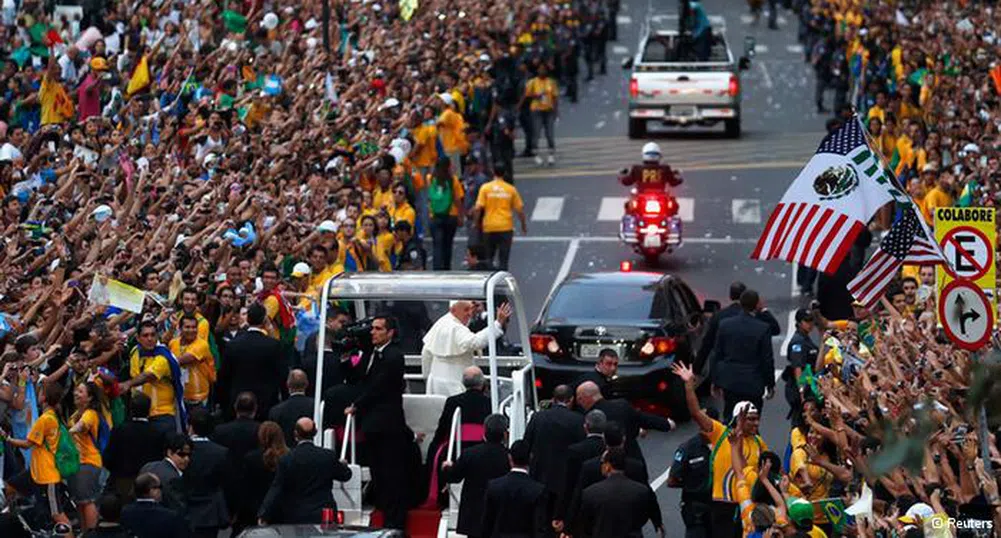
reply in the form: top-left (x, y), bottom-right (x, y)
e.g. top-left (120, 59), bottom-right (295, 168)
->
top-left (935, 207), bottom-right (997, 322)
top-left (938, 280), bottom-right (994, 351)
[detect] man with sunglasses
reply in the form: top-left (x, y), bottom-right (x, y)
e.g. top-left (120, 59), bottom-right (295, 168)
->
top-left (139, 433), bottom-right (192, 514)
top-left (121, 472), bottom-right (191, 538)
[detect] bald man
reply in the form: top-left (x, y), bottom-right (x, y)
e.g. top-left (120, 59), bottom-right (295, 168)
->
top-left (576, 381), bottom-right (675, 470)
top-left (258, 418), bottom-right (351, 525)
top-left (421, 300), bottom-right (513, 396)
top-left (427, 366), bottom-right (494, 480)
top-left (268, 370), bottom-right (315, 446)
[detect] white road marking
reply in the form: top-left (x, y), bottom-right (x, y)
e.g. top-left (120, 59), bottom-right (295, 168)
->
top-left (787, 44), bottom-right (805, 54)
top-left (447, 235), bottom-right (758, 244)
top-left (758, 61), bottom-right (774, 89)
top-left (781, 261), bottom-right (799, 357)
top-left (616, 15), bottom-right (632, 25)
top-left (740, 14), bottom-right (754, 24)
top-left (778, 15), bottom-right (788, 25)
top-left (755, 44), bottom-right (769, 54)
top-left (650, 466), bottom-right (672, 492)
top-left (732, 198), bottom-right (762, 224)
top-left (597, 196), bottom-right (628, 221)
top-left (612, 45), bottom-right (630, 56)
top-left (776, 368), bottom-right (784, 383)
top-left (531, 196), bottom-right (565, 222)
top-left (677, 197), bottom-right (695, 223)
top-left (550, 239), bottom-right (581, 297)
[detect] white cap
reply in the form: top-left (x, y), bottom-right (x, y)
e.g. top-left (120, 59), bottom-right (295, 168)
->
top-left (732, 401), bottom-right (759, 417)
top-left (203, 153), bottom-right (218, 168)
top-left (262, 12), bottom-right (279, 30)
top-left (317, 220), bottom-right (338, 233)
top-left (963, 142), bottom-right (981, 154)
top-left (438, 93), bottom-right (454, 106)
top-left (291, 262), bottom-right (312, 277)
top-left (92, 204), bottom-right (113, 222)
top-left (479, 53), bottom-right (491, 62)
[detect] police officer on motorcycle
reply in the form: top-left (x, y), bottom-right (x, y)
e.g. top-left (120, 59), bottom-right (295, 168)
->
top-left (667, 408), bottom-right (718, 538)
top-left (619, 142), bottom-right (684, 192)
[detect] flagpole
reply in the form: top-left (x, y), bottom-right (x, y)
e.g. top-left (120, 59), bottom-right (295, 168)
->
top-left (854, 112), bottom-right (951, 268)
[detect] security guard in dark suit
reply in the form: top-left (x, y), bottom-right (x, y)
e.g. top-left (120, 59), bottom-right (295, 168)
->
top-left (667, 408), bottom-right (718, 538)
top-left (783, 308), bottom-right (818, 423)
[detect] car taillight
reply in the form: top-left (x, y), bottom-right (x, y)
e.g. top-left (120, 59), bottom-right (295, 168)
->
top-left (630, 77), bottom-right (639, 99)
top-left (535, 377), bottom-right (543, 389)
top-left (640, 337), bottom-right (677, 357)
top-left (337, 511), bottom-right (345, 525)
top-left (530, 334), bottom-right (560, 355)
top-left (728, 75), bottom-right (739, 97)
top-left (664, 197), bottom-right (677, 214)
top-left (620, 260), bottom-right (633, 272)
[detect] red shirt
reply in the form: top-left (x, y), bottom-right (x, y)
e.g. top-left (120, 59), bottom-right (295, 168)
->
top-left (77, 73), bottom-right (101, 121)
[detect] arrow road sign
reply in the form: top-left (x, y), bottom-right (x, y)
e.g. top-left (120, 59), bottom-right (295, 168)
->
top-left (939, 280), bottom-right (994, 351)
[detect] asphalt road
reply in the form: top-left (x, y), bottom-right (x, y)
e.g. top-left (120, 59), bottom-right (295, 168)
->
top-left (446, 0), bottom-right (829, 534)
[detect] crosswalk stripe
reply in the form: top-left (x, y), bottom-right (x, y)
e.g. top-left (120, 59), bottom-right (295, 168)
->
top-left (597, 197), bottom-right (628, 221)
top-left (786, 44), bottom-right (805, 54)
top-left (612, 45), bottom-right (630, 56)
top-left (732, 198), bottom-right (762, 224)
top-left (531, 196), bottom-right (565, 222)
top-left (616, 15), bottom-right (632, 25)
top-left (755, 44), bottom-right (769, 54)
top-left (677, 197), bottom-right (695, 223)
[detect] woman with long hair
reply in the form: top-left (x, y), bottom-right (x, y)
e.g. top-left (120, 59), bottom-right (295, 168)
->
top-left (68, 381), bottom-right (111, 530)
top-left (238, 421), bottom-right (289, 533)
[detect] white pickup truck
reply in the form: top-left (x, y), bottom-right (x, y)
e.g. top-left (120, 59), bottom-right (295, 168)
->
top-left (623, 15), bottom-right (752, 138)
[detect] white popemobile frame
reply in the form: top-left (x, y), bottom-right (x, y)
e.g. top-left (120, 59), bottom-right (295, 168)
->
top-left (312, 271), bottom-right (537, 531)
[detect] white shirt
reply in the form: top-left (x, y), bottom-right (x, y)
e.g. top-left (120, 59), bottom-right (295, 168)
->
top-left (420, 312), bottom-right (504, 396)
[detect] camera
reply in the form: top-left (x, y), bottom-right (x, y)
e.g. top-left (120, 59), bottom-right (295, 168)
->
top-left (331, 318), bottom-right (373, 350)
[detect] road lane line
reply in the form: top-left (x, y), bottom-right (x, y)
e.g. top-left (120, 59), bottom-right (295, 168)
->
top-left (443, 235), bottom-right (758, 244)
top-left (616, 15), bottom-right (632, 25)
top-left (612, 45), bottom-right (630, 56)
top-left (531, 196), bottom-right (565, 222)
top-left (758, 61), bottom-right (774, 89)
top-left (549, 239), bottom-right (581, 297)
top-left (677, 197), bottom-right (695, 222)
top-left (597, 197), bottom-right (628, 221)
top-left (650, 466), bottom-right (672, 491)
top-left (732, 198), bottom-right (762, 224)
top-left (781, 262), bottom-right (799, 357)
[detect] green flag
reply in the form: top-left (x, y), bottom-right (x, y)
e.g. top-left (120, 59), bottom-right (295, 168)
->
top-left (957, 180), bottom-right (977, 207)
top-left (222, 10), bottom-right (248, 34)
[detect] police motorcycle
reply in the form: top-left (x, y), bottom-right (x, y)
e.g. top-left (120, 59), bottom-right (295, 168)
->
top-left (618, 142), bottom-right (684, 264)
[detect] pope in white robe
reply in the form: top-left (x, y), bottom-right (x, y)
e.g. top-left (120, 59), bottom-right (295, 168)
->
top-left (421, 301), bottom-right (512, 396)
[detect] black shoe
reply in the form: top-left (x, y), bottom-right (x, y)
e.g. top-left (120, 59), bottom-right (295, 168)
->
top-left (768, 22), bottom-right (779, 30)
top-left (520, 150), bottom-right (536, 158)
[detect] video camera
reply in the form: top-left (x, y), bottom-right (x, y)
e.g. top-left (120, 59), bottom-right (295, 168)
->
top-left (330, 317), bottom-right (373, 351)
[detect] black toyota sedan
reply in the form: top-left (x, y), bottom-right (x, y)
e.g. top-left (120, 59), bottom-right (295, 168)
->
top-left (530, 270), bottom-right (718, 418)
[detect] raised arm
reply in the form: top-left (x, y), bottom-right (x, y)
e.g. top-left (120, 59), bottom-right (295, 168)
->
top-left (671, 362), bottom-right (713, 433)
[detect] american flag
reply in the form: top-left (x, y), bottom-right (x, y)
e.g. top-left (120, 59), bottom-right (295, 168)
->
top-left (752, 120), bottom-right (872, 273)
top-left (848, 205), bottom-right (942, 308)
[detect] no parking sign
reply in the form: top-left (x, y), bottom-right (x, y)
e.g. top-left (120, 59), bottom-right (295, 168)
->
top-left (935, 207), bottom-right (997, 324)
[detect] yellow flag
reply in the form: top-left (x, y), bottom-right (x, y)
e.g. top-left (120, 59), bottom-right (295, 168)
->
top-left (126, 55), bottom-right (151, 97)
top-left (400, 0), bottom-right (419, 21)
top-left (40, 74), bottom-right (74, 125)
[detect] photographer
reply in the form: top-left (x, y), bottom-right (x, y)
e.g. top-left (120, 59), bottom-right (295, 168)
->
top-left (320, 316), bottom-right (377, 429)
top-left (302, 307), bottom-right (353, 398)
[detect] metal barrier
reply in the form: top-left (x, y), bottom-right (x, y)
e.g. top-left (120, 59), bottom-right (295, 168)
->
top-left (330, 413), bottom-right (365, 527)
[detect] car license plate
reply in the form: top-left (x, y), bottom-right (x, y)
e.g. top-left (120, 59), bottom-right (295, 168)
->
top-left (672, 105), bottom-right (697, 117)
top-left (580, 344), bottom-right (606, 358)
top-left (643, 234), bottom-right (662, 248)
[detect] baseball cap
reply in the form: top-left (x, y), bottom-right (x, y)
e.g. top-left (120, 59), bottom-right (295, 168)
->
top-left (786, 498), bottom-right (814, 526)
top-left (898, 502), bottom-right (934, 525)
top-left (732, 401), bottom-right (759, 417)
top-left (317, 220), bottom-right (338, 233)
top-left (438, 93), bottom-right (454, 106)
top-left (794, 308), bottom-right (814, 323)
top-left (291, 262), bottom-right (312, 278)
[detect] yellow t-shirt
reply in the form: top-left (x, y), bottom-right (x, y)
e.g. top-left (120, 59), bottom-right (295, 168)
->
top-left (790, 446), bottom-right (833, 500)
top-left (526, 77), bottom-right (558, 112)
top-left (72, 408), bottom-right (103, 468)
top-left (922, 186), bottom-right (953, 223)
top-left (27, 409), bottom-right (62, 484)
top-left (475, 179), bottom-right (524, 234)
top-left (262, 295), bottom-right (281, 339)
top-left (372, 185), bottom-right (394, 211)
top-left (735, 466), bottom-right (791, 536)
top-left (392, 202), bottom-right (417, 228)
top-left (437, 108), bottom-right (468, 155)
top-left (411, 123), bottom-right (439, 168)
top-left (173, 312), bottom-right (210, 341)
top-left (707, 419), bottom-right (768, 502)
top-left (40, 74), bottom-right (73, 126)
top-left (169, 337), bottom-right (213, 403)
top-left (867, 106), bottom-right (885, 123)
top-left (129, 347), bottom-right (176, 418)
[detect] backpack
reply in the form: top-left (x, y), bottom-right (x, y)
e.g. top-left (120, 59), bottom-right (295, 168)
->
top-left (46, 418), bottom-right (80, 478)
top-left (429, 177), bottom-right (453, 218)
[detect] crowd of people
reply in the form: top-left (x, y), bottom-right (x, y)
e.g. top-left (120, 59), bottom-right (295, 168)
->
top-left (0, 0), bottom-right (628, 536)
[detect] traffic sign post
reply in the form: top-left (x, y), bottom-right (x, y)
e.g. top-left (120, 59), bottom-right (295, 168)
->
top-left (935, 207), bottom-right (997, 322)
top-left (938, 280), bottom-right (994, 351)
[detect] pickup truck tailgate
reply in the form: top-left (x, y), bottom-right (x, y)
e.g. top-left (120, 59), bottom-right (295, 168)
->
top-left (631, 70), bottom-right (735, 107)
